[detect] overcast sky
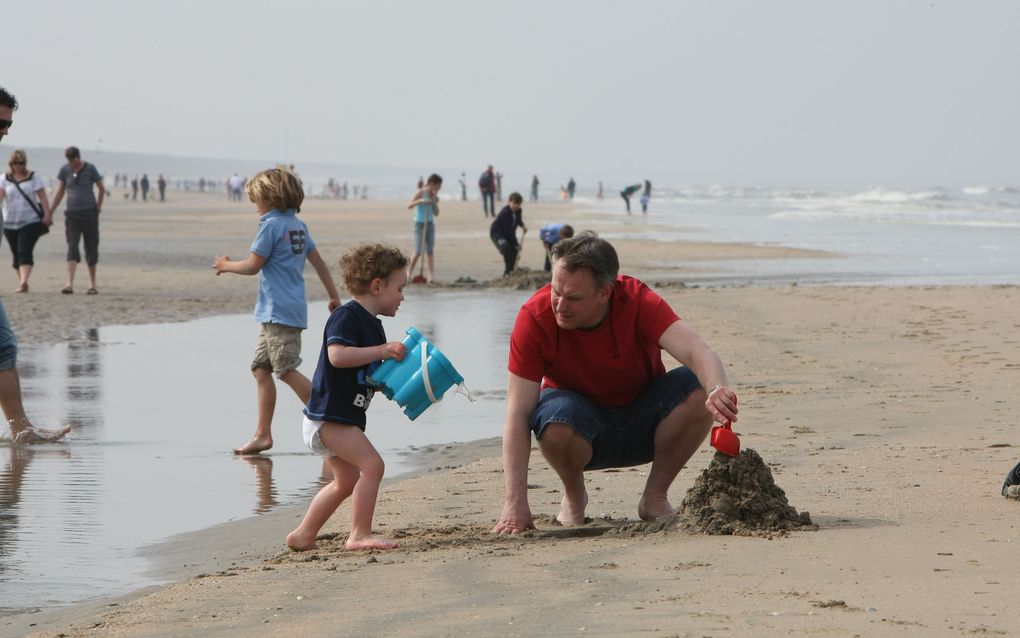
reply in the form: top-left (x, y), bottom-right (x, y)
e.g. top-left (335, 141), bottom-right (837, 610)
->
top-left (4, 0), bottom-right (1018, 187)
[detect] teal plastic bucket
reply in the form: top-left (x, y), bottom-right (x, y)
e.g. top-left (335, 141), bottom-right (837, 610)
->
top-left (368, 327), bottom-right (465, 421)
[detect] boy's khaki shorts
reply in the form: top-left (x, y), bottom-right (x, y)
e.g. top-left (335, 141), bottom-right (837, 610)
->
top-left (251, 323), bottom-right (303, 377)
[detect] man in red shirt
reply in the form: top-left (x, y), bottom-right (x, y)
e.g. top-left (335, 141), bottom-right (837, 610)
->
top-left (492, 231), bottom-right (738, 534)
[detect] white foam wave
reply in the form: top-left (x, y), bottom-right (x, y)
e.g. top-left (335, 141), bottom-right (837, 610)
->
top-left (848, 188), bottom-right (947, 203)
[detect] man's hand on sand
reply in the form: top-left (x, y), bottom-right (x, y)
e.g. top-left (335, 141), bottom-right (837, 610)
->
top-left (491, 502), bottom-right (535, 535)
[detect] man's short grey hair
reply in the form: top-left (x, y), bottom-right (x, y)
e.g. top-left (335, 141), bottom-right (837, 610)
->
top-left (550, 230), bottom-right (619, 288)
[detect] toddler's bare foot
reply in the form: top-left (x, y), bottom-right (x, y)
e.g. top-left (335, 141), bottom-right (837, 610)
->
top-left (286, 530), bottom-right (319, 551)
top-left (556, 490), bottom-right (588, 526)
top-left (233, 436), bottom-right (272, 455)
top-left (345, 534), bottom-right (397, 550)
top-left (10, 425), bottom-right (72, 444)
top-left (638, 494), bottom-right (675, 521)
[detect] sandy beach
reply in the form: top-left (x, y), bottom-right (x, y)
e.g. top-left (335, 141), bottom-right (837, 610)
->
top-left (3, 190), bottom-right (1019, 637)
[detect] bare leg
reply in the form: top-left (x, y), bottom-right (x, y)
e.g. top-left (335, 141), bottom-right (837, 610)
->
top-left (0, 368), bottom-right (71, 443)
top-left (65, 261), bottom-right (77, 290)
top-left (407, 252), bottom-right (422, 280)
top-left (86, 264), bottom-right (97, 291)
top-left (15, 265), bottom-right (30, 292)
top-left (279, 369), bottom-right (311, 404)
top-left (318, 424), bottom-right (396, 550)
top-left (287, 456), bottom-right (359, 550)
top-left (425, 254), bottom-right (435, 283)
top-left (637, 389), bottom-right (714, 521)
top-left (537, 422), bottom-right (592, 525)
top-left (234, 367), bottom-right (275, 454)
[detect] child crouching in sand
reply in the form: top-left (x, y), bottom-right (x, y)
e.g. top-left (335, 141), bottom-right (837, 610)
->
top-left (287, 244), bottom-right (409, 551)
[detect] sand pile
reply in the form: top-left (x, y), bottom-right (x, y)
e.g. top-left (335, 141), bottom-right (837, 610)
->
top-left (484, 268), bottom-right (552, 290)
top-left (678, 448), bottom-right (815, 537)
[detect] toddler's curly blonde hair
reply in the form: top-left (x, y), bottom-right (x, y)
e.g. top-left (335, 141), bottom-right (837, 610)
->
top-left (340, 244), bottom-right (408, 295)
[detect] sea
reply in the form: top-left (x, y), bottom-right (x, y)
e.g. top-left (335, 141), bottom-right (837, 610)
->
top-left (1, 151), bottom-right (1018, 617)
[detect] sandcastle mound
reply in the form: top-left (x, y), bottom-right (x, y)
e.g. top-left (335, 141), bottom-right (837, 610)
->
top-left (678, 448), bottom-right (815, 537)
top-left (484, 268), bottom-right (551, 291)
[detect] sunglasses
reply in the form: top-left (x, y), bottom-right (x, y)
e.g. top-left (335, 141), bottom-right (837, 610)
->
top-left (0, 118), bottom-right (12, 129)
top-left (10, 161), bottom-right (25, 166)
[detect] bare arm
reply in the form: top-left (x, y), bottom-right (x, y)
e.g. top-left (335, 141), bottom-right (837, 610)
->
top-left (50, 182), bottom-right (66, 211)
top-left (327, 341), bottom-right (406, 369)
top-left (213, 251), bottom-right (267, 276)
top-left (306, 248), bottom-right (342, 311)
top-left (659, 320), bottom-right (738, 424)
top-left (406, 188), bottom-right (426, 209)
top-left (95, 180), bottom-right (105, 210)
top-left (491, 372), bottom-right (542, 534)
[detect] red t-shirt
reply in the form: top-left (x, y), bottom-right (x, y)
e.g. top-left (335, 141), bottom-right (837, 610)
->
top-left (508, 276), bottom-right (680, 408)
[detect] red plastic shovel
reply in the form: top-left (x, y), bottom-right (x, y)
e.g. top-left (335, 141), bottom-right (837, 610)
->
top-left (710, 394), bottom-right (740, 457)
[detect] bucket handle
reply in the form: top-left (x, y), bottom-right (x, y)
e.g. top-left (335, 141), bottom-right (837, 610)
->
top-left (420, 338), bottom-right (438, 404)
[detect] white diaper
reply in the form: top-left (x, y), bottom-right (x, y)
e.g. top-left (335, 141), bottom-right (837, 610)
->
top-left (302, 416), bottom-right (336, 458)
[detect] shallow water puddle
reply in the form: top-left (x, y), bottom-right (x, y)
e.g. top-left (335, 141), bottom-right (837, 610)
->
top-left (0, 288), bottom-right (526, 614)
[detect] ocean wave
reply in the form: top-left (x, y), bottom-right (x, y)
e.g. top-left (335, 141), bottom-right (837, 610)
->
top-left (848, 188), bottom-right (947, 203)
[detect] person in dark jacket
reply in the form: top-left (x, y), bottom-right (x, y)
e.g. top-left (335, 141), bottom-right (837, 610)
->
top-left (489, 192), bottom-right (527, 277)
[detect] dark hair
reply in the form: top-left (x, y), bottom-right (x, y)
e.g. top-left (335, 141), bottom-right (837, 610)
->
top-left (560, 224), bottom-right (574, 238)
top-left (65, 146), bottom-right (81, 161)
top-left (427, 173), bottom-right (443, 185)
top-left (550, 230), bottom-right (619, 287)
top-left (508, 192), bottom-right (523, 205)
top-left (340, 244), bottom-right (409, 295)
top-left (0, 86), bottom-right (17, 110)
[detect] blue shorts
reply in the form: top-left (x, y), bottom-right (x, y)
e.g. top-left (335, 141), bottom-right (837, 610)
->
top-left (530, 367), bottom-right (702, 470)
top-left (413, 221), bottom-right (435, 255)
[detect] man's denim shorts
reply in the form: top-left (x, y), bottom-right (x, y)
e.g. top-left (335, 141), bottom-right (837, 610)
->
top-left (530, 367), bottom-right (702, 470)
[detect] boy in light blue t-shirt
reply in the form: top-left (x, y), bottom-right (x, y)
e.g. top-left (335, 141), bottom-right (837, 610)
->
top-left (214, 168), bottom-right (341, 455)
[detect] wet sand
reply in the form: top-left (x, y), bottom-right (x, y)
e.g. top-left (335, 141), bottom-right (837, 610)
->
top-left (4, 191), bottom-right (1020, 637)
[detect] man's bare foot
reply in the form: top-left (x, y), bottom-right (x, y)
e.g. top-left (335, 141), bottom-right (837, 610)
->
top-left (556, 490), bottom-right (588, 526)
top-left (286, 530), bottom-right (319, 551)
top-left (233, 436), bottom-right (272, 455)
top-left (345, 534), bottom-right (397, 550)
top-left (10, 425), bottom-right (72, 444)
top-left (13, 283), bottom-right (28, 293)
top-left (638, 494), bottom-right (675, 521)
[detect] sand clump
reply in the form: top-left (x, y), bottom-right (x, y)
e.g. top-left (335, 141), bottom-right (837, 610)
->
top-left (678, 448), bottom-right (816, 537)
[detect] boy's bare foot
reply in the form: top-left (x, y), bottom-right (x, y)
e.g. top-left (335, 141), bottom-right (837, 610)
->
top-left (556, 490), bottom-right (588, 526)
top-left (10, 425), bottom-right (72, 444)
top-left (637, 494), bottom-right (675, 521)
top-left (286, 530), bottom-right (318, 551)
top-left (13, 283), bottom-right (28, 293)
top-left (233, 436), bottom-right (272, 455)
top-left (345, 534), bottom-right (398, 550)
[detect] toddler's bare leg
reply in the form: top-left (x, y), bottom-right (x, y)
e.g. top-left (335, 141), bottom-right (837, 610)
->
top-left (234, 367), bottom-right (274, 454)
top-left (287, 456), bottom-right (359, 550)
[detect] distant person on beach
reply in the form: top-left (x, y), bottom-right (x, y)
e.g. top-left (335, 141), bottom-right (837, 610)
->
top-left (140, 174), bottom-right (150, 202)
top-left (131, 176), bottom-right (138, 201)
top-left (479, 165), bottom-right (496, 218)
top-left (567, 178), bottom-right (576, 200)
top-left (538, 222), bottom-right (574, 272)
top-left (213, 168), bottom-right (341, 455)
top-left (620, 183), bottom-right (641, 214)
top-left (157, 174), bottom-right (166, 201)
top-left (491, 231), bottom-right (738, 534)
top-left (490, 192), bottom-right (527, 277)
top-left (640, 179), bottom-right (651, 214)
top-left (0, 85), bottom-right (70, 444)
top-left (530, 175), bottom-right (540, 202)
top-left (286, 243), bottom-right (409, 552)
top-left (597, 181), bottom-right (604, 200)
top-left (50, 146), bottom-right (105, 295)
top-left (228, 173), bottom-right (244, 201)
top-left (459, 172), bottom-right (467, 201)
top-left (1, 149), bottom-right (53, 293)
top-left (407, 173), bottom-right (442, 284)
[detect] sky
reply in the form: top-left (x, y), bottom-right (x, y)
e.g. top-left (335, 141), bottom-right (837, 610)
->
top-left (4, 0), bottom-right (1019, 188)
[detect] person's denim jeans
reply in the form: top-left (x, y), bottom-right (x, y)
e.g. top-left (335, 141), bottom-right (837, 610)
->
top-left (0, 300), bottom-right (18, 371)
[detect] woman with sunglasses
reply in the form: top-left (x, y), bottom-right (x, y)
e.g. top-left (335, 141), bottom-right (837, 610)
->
top-left (0, 149), bottom-right (52, 293)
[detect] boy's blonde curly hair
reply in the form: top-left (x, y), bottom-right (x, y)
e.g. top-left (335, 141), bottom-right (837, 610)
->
top-left (245, 168), bottom-right (304, 212)
top-left (340, 244), bottom-right (408, 295)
